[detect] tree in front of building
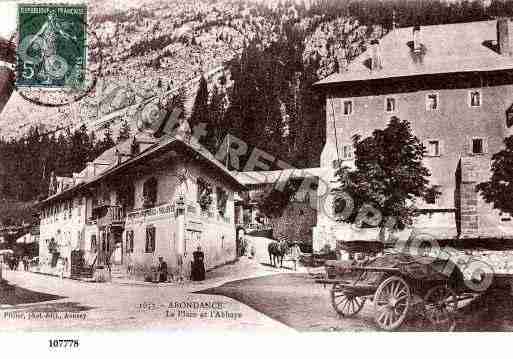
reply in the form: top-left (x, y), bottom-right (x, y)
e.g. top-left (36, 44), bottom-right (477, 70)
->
top-left (256, 181), bottom-right (302, 219)
top-left (333, 116), bottom-right (440, 238)
top-left (477, 136), bottom-right (513, 215)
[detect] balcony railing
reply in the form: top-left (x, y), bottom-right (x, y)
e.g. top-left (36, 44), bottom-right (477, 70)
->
top-left (126, 202), bottom-right (176, 222)
top-left (242, 222), bottom-right (272, 232)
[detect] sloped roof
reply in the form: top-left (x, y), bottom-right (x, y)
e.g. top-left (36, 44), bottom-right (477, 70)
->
top-left (315, 20), bottom-right (513, 86)
top-left (233, 167), bottom-right (333, 186)
top-left (40, 134), bottom-right (245, 205)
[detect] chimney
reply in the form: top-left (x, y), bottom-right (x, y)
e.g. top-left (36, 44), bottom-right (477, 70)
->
top-left (412, 24), bottom-right (421, 53)
top-left (497, 18), bottom-right (513, 56)
top-left (370, 40), bottom-right (382, 71)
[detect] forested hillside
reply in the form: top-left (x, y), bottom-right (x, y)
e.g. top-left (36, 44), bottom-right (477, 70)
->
top-left (2, 0), bottom-right (513, 225)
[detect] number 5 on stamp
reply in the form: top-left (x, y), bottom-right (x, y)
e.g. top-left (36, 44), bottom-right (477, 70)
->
top-left (16, 3), bottom-right (87, 89)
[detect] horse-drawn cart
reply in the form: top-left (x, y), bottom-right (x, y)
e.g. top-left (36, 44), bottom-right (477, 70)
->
top-left (316, 247), bottom-right (479, 331)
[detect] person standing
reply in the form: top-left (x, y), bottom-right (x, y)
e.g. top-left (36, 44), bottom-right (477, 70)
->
top-left (176, 253), bottom-right (184, 283)
top-left (23, 256), bottom-right (29, 271)
top-left (58, 257), bottom-right (65, 279)
top-left (126, 253), bottom-right (134, 280)
top-left (191, 246), bottom-right (205, 281)
top-left (157, 257), bottom-right (168, 283)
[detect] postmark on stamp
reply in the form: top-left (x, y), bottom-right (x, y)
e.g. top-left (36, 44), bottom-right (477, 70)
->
top-left (16, 3), bottom-right (87, 89)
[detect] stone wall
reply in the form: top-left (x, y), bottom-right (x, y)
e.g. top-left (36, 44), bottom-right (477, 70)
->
top-left (454, 155), bottom-right (513, 238)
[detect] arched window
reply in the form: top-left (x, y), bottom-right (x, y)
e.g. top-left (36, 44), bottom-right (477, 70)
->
top-left (143, 177), bottom-right (158, 208)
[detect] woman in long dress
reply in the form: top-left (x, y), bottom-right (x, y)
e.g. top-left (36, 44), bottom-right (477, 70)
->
top-left (191, 246), bottom-right (205, 281)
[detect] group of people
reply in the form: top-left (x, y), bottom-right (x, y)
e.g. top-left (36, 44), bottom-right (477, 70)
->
top-left (151, 246), bottom-right (206, 283)
top-left (2, 256), bottom-right (31, 271)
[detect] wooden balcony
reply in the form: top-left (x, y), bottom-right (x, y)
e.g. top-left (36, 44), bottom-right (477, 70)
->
top-left (88, 205), bottom-right (125, 228)
top-left (242, 222), bottom-right (272, 232)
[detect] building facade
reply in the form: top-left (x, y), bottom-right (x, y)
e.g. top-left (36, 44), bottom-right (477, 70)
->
top-left (313, 19), bottom-right (513, 251)
top-left (38, 133), bottom-right (244, 279)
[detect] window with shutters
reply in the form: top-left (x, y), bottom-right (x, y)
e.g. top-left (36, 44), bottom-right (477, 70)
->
top-left (385, 97), bottom-right (397, 113)
top-left (506, 104), bottom-right (513, 128)
top-left (342, 145), bottom-right (354, 159)
top-left (143, 177), bottom-right (158, 208)
top-left (425, 185), bottom-right (441, 204)
top-left (145, 226), bottom-right (156, 253)
top-left (468, 90), bottom-right (481, 108)
top-left (216, 186), bottom-right (228, 216)
top-left (426, 140), bottom-right (441, 157)
top-left (90, 234), bottom-right (97, 253)
top-left (342, 99), bottom-right (353, 115)
top-left (126, 230), bottom-right (134, 253)
top-left (472, 138), bottom-right (484, 155)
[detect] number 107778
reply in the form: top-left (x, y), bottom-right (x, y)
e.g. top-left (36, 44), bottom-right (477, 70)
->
top-left (49, 339), bottom-right (79, 348)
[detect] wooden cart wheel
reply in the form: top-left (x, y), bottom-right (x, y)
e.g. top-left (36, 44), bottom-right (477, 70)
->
top-left (373, 276), bottom-right (411, 331)
top-left (424, 284), bottom-right (458, 331)
top-left (331, 284), bottom-right (366, 317)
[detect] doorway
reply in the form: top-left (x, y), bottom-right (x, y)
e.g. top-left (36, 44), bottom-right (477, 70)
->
top-left (111, 229), bottom-right (123, 265)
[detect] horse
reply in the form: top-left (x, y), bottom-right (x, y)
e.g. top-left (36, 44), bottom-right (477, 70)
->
top-left (268, 240), bottom-right (288, 268)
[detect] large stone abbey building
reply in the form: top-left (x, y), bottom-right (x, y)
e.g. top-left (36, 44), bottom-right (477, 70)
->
top-left (313, 19), bottom-right (513, 250)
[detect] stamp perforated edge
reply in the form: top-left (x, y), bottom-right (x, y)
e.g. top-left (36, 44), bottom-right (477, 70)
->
top-left (15, 1), bottom-right (89, 89)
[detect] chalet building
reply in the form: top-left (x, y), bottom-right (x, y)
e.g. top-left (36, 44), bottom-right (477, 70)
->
top-left (38, 131), bottom-right (245, 279)
top-left (313, 19), bottom-right (513, 251)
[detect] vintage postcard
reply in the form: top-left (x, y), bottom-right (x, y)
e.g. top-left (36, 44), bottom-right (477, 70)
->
top-left (2, 0), bottom-right (513, 355)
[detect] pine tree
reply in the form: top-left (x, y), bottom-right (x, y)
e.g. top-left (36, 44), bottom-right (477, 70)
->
top-left (95, 124), bottom-right (116, 155)
top-left (189, 75), bottom-right (209, 132)
top-left (117, 120), bottom-right (132, 143)
top-left (205, 84), bottom-right (226, 154)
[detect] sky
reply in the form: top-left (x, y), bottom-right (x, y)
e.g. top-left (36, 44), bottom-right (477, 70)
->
top-left (0, 0), bottom-right (88, 39)
top-left (0, 1), bottom-right (17, 39)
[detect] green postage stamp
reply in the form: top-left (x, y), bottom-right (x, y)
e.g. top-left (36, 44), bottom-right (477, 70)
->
top-left (16, 3), bottom-right (87, 88)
